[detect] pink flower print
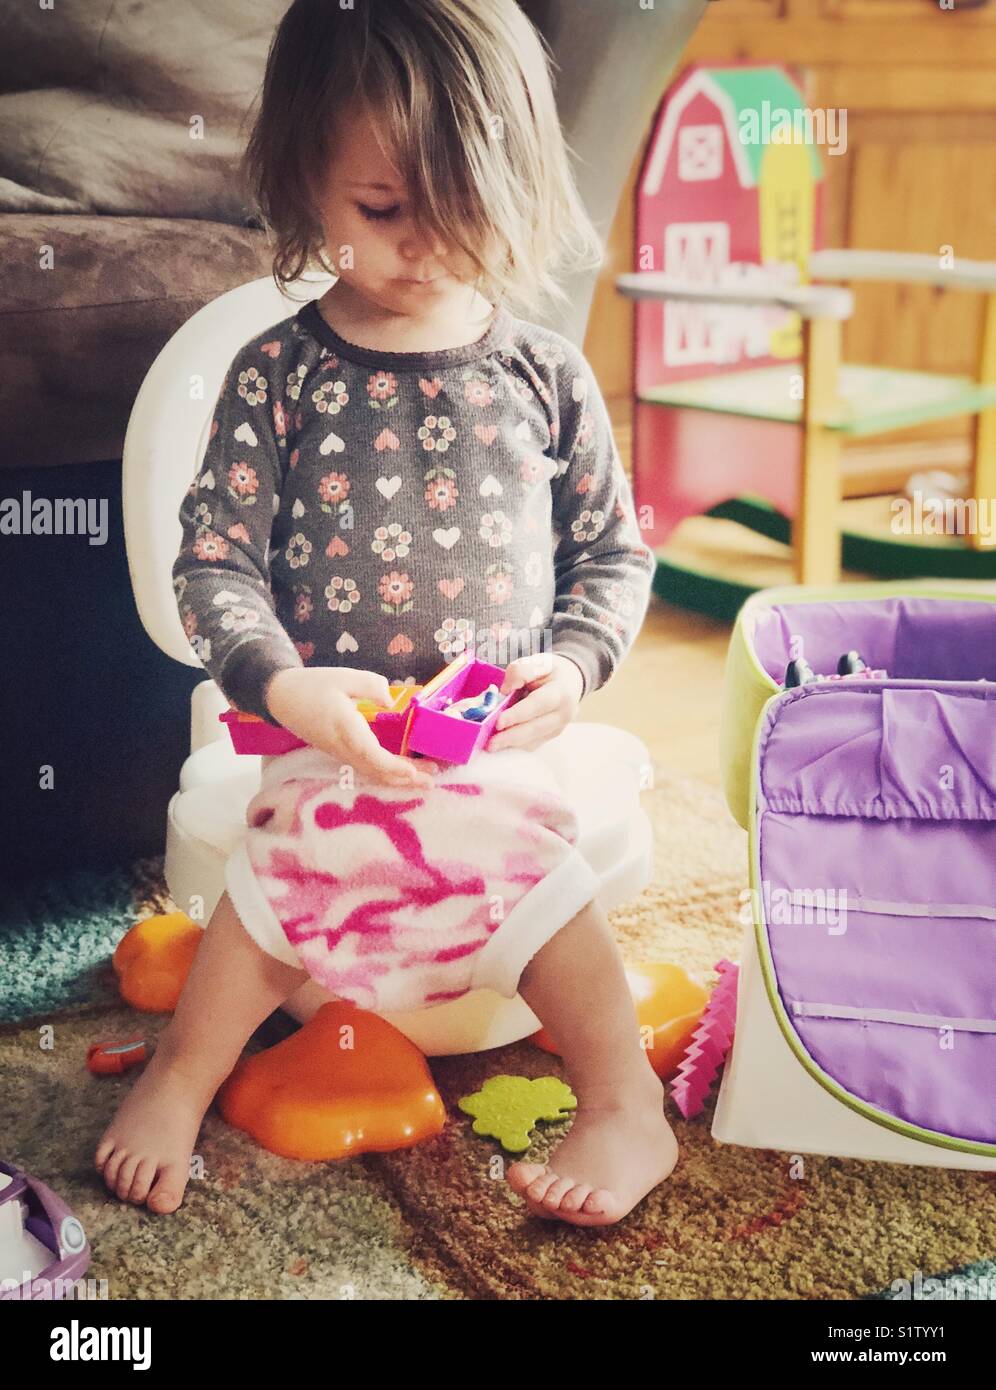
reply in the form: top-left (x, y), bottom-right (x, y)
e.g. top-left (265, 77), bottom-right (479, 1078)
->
top-left (237, 367), bottom-right (268, 406)
top-left (228, 461), bottom-right (259, 501)
top-left (286, 533), bottom-right (312, 569)
top-left (192, 530), bottom-right (229, 562)
top-left (423, 470), bottom-right (458, 512)
top-left (479, 510), bottom-right (512, 547)
top-left (273, 400), bottom-right (289, 438)
top-left (371, 522), bottom-right (412, 562)
top-left (606, 579), bottom-right (637, 620)
top-left (294, 589), bottom-right (314, 624)
top-left (182, 610), bottom-right (198, 639)
top-left (311, 378), bottom-right (349, 415)
top-left (318, 472), bottom-right (351, 514)
top-left (518, 453), bottom-right (548, 486)
top-left (367, 370), bottom-right (398, 407)
top-left (324, 576), bottom-right (360, 613)
top-left (485, 566), bottom-right (514, 604)
top-left (531, 339), bottom-right (566, 369)
top-left (294, 640), bottom-right (316, 661)
top-left (570, 508), bottom-right (605, 544)
top-left (417, 414), bottom-right (456, 452)
top-left (226, 523), bottom-right (252, 544)
top-left (286, 366), bottom-right (308, 402)
top-left (524, 551), bottom-right (544, 586)
top-left (379, 571), bottom-right (414, 614)
top-left (289, 448), bottom-right (300, 470)
top-left (210, 418), bottom-right (219, 441)
top-left (434, 616), bottom-right (475, 658)
top-left (463, 372), bottom-right (494, 407)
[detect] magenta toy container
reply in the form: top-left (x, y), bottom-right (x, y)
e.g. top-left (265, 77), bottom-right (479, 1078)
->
top-left (402, 656), bottom-right (523, 764)
top-left (219, 710), bottom-right (306, 756)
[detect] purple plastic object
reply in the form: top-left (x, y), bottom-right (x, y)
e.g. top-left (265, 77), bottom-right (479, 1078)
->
top-left (750, 597), bottom-right (996, 1150)
top-left (0, 1161), bottom-right (91, 1299)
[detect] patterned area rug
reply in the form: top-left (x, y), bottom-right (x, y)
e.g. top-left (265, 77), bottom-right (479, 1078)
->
top-left (1, 768), bottom-right (993, 1300)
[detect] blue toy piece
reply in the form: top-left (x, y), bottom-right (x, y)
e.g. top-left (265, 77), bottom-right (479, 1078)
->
top-left (442, 683), bottom-right (503, 722)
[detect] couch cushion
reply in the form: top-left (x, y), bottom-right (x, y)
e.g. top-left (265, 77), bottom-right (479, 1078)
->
top-left (0, 0), bottom-right (289, 220)
top-left (1, 214), bottom-right (274, 469)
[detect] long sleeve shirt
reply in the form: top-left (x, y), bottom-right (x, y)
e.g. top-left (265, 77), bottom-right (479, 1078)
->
top-left (172, 296), bottom-right (656, 723)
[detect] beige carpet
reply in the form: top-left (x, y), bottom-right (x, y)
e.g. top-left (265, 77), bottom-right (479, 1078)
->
top-left (2, 768), bottom-right (994, 1300)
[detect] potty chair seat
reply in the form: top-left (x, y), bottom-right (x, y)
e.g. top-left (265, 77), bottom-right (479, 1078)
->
top-left (165, 679), bottom-right (654, 1055)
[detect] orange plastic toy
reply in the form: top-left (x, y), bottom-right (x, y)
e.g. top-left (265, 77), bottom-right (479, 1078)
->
top-left (530, 962), bottom-right (709, 1080)
top-left (112, 912), bottom-right (202, 1012)
top-left (86, 1037), bottom-right (149, 1076)
top-left (218, 1001), bottom-right (446, 1161)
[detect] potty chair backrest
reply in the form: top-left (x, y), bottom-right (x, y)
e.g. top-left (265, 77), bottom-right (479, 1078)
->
top-left (121, 273), bottom-right (333, 666)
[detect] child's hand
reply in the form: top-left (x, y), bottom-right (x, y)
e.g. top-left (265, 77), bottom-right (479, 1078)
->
top-left (487, 654), bottom-right (584, 753)
top-left (264, 667), bottom-right (438, 788)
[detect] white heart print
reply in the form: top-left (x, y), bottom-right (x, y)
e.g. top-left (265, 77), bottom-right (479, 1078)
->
top-left (376, 476), bottom-right (402, 500)
top-left (199, 469), bottom-right (215, 490)
top-left (433, 527), bottom-right (460, 550)
top-left (233, 422), bottom-right (258, 447)
top-left (479, 475), bottom-right (503, 497)
top-left (320, 432), bottom-right (346, 456)
top-left (291, 498), bottom-right (305, 518)
top-left (336, 631), bottom-right (359, 654)
top-left (571, 377), bottom-right (587, 403)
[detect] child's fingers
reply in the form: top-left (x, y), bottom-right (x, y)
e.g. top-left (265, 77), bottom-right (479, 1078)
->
top-left (494, 682), bottom-right (560, 731)
top-left (499, 653), bottom-right (554, 694)
top-left (488, 709), bottom-right (564, 753)
top-left (338, 717), bottom-right (436, 786)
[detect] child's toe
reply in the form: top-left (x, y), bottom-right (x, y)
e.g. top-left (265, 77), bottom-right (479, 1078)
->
top-left (94, 1137), bottom-right (115, 1170)
top-left (115, 1155), bottom-right (142, 1201)
top-left (127, 1159), bottom-right (158, 1205)
top-left (506, 1161), bottom-right (546, 1195)
top-left (101, 1147), bottom-right (128, 1189)
top-left (148, 1166), bottom-right (187, 1214)
top-left (582, 1188), bottom-right (613, 1216)
top-left (560, 1183), bottom-right (593, 1213)
top-left (541, 1176), bottom-right (575, 1210)
top-left (525, 1170), bottom-right (559, 1203)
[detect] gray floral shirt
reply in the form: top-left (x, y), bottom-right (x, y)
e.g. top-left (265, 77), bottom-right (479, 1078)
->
top-left (172, 297), bottom-right (656, 723)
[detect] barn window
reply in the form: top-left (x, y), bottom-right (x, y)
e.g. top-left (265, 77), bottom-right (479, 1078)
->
top-left (678, 124), bottom-right (724, 182)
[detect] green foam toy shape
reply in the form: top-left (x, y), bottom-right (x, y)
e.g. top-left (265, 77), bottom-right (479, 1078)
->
top-left (457, 1075), bottom-right (577, 1152)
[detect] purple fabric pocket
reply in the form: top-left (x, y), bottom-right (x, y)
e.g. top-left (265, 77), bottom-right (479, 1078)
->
top-left (755, 680), bottom-right (996, 1149)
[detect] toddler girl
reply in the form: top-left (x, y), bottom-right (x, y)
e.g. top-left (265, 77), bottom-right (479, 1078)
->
top-left (96, 0), bottom-right (678, 1226)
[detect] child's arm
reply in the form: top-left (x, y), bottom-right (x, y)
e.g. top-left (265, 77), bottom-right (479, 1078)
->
top-left (547, 352), bottom-right (656, 698)
top-left (171, 341), bottom-right (303, 724)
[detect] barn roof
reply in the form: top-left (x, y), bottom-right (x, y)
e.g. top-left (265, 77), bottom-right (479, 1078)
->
top-left (642, 66), bottom-right (824, 197)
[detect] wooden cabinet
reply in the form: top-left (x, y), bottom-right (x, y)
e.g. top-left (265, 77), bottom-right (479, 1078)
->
top-left (587, 0), bottom-right (996, 466)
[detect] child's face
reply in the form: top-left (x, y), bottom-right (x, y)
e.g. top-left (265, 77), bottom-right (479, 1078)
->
top-left (314, 107), bottom-right (484, 315)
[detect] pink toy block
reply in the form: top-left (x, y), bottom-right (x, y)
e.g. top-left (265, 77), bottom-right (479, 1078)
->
top-left (669, 959), bottom-right (739, 1119)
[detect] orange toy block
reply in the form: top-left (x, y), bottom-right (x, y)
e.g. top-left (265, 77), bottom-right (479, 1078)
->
top-left (218, 1001), bottom-right (446, 1161)
top-left (112, 912), bottom-right (203, 1013)
top-left (530, 962), bottom-right (709, 1080)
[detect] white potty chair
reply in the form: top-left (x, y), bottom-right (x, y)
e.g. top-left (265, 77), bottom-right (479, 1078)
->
top-left (122, 274), bottom-right (655, 1055)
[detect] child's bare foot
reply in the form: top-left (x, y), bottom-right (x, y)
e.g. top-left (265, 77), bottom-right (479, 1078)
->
top-left (506, 1079), bottom-right (677, 1227)
top-left (94, 1041), bottom-right (220, 1214)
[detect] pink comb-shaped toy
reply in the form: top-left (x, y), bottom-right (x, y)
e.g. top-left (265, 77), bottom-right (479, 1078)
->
top-left (669, 959), bottom-right (739, 1119)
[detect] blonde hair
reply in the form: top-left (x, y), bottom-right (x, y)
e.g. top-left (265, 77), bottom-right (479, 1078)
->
top-left (240, 0), bottom-right (604, 318)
